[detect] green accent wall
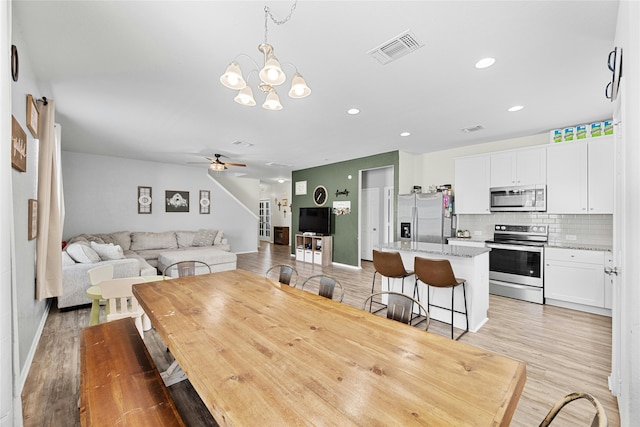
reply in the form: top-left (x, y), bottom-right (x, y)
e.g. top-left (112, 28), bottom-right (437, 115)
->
top-left (291, 151), bottom-right (399, 267)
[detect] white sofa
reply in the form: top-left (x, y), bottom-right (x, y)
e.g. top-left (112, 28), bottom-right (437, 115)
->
top-left (59, 229), bottom-right (236, 309)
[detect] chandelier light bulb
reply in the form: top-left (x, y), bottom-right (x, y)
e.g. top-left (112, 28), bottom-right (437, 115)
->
top-left (263, 90), bottom-right (283, 110)
top-left (220, 61), bottom-right (246, 90)
top-left (288, 73), bottom-right (311, 99)
top-left (260, 54), bottom-right (286, 86)
top-left (234, 86), bottom-right (256, 106)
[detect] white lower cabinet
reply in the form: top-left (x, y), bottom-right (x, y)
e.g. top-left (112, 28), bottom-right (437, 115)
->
top-left (544, 247), bottom-right (610, 315)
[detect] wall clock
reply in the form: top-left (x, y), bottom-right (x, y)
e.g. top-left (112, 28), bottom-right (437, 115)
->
top-left (313, 185), bottom-right (327, 206)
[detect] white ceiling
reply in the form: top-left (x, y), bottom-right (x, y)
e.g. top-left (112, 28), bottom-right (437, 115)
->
top-left (13, 1), bottom-right (619, 183)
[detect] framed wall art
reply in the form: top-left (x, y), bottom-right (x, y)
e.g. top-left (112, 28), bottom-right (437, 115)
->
top-left (11, 115), bottom-right (27, 172)
top-left (26, 94), bottom-right (39, 138)
top-left (138, 186), bottom-right (152, 214)
top-left (28, 199), bottom-right (38, 240)
top-left (199, 190), bottom-right (211, 214)
top-left (166, 190), bottom-right (189, 212)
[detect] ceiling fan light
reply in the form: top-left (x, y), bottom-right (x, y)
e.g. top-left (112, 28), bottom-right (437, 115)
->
top-left (220, 61), bottom-right (246, 90)
top-left (234, 86), bottom-right (256, 106)
top-left (263, 90), bottom-right (283, 110)
top-left (288, 73), bottom-right (311, 98)
top-left (209, 162), bottom-right (226, 172)
top-left (259, 56), bottom-right (286, 86)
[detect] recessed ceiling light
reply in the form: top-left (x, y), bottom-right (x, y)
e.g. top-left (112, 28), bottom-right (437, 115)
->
top-left (400, 131), bottom-right (411, 137)
top-left (475, 57), bottom-right (496, 69)
top-left (347, 108), bottom-right (360, 115)
top-left (507, 105), bottom-right (524, 112)
top-left (277, 178), bottom-right (285, 183)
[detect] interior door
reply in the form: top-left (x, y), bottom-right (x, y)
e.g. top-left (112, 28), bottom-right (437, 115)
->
top-left (259, 200), bottom-right (271, 242)
top-left (609, 80), bottom-right (624, 397)
top-left (361, 188), bottom-right (380, 261)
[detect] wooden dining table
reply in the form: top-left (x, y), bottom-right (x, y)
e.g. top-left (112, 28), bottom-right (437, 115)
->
top-left (133, 269), bottom-right (526, 426)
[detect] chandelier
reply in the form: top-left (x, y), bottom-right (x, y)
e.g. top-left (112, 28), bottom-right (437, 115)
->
top-left (219, 1), bottom-right (311, 110)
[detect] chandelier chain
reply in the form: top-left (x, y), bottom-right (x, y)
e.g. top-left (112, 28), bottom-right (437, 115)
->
top-left (263, 0), bottom-right (298, 44)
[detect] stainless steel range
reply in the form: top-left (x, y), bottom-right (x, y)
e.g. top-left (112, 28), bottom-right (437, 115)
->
top-left (486, 224), bottom-right (548, 304)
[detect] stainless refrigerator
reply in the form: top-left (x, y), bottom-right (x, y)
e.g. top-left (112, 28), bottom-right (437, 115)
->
top-left (398, 192), bottom-right (454, 244)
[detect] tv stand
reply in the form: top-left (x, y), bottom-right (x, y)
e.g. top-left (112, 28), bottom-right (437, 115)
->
top-left (295, 234), bottom-right (332, 266)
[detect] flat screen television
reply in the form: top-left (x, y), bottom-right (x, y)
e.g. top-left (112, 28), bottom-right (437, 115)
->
top-left (299, 207), bottom-right (331, 235)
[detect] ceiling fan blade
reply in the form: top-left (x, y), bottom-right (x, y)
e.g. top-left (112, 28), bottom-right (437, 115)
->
top-left (187, 161), bottom-right (212, 164)
top-left (224, 162), bottom-right (246, 167)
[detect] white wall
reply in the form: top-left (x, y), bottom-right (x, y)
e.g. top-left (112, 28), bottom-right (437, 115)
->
top-left (1, 3), bottom-right (14, 425)
top-left (61, 152), bottom-right (259, 253)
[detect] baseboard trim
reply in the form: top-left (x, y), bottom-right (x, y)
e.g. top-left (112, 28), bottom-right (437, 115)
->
top-left (18, 299), bottom-right (51, 393)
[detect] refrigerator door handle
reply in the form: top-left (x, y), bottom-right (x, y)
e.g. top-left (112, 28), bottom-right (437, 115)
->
top-left (412, 206), bottom-right (418, 242)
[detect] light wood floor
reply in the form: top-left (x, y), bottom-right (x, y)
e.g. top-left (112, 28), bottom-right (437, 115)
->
top-left (22, 242), bottom-right (619, 426)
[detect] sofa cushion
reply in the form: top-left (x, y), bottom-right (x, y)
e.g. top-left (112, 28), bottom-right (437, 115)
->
top-left (90, 242), bottom-right (125, 261)
top-left (214, 230), bottom-right (224, 245)
top-left (192, 229), bottom-right (217, 247)
top-left (176, 231), bottom-right (197, 248)
top-left (130, 231), bottom-right (177, 251)
top-left (66, 242), bottom-right (101, 264)
top-left (61, 251), bottom-right (76, 266)
top-left (96, 231), bottom-right (131, 251)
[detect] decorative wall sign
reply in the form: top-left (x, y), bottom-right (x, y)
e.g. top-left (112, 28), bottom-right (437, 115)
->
top-left (137, 186), bottom-right (152, 214)
top-left (199, 190), bottom-right (211, 214)
top-left (28, 199), bottom-right (38, 240)
top-left (26, 94), bottom-right (39, 138)
top-left (332, 200), bottom-right (351, 215)
top-left (295, 180), bottom-right (307, 195)
top-left (335, 189), bottom-right (350, 197)
top-left (166, 190), bottom-right (189, 212)
top-left (11, 115), bottom-right (27, 172)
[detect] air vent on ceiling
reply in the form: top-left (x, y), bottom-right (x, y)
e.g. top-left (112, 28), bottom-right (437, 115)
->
top-left (460, 125), bottom-right (485, 133)
top-left (368, 30), bottom-right (424, 65)
top-left (231, 140), bottom-right (253, 148)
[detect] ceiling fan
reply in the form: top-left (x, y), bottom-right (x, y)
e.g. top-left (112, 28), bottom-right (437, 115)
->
top-left (191, 154), bottom-right (246, 172)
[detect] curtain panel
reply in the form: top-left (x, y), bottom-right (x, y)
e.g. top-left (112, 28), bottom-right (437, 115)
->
top-left (35, 99), bottom-right (63, 299)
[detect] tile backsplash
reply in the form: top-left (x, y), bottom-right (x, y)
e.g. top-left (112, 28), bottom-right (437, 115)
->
top-left (458, 213), bottom-right (612, 247)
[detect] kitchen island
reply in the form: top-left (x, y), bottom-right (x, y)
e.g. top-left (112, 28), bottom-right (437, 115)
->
top-left (376, 241), bottom-right (490, 333)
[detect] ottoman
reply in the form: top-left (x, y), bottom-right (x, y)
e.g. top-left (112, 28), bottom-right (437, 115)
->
top-left (158, 247), bottom-right (237, 277)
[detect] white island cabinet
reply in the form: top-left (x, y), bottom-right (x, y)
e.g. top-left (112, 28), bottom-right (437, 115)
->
top-left (376, 242), bottom-right (490, 332)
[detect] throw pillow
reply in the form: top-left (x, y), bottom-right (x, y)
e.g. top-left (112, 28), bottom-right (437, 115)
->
top-left (90, 241), bottom-right (125, 261)
top-left (66, 242), bottom-right (101, 264)
top-left (176, 231), bottom-right (198, 248)
top-left (61, 251), bottom-right (76, 266)
top-left (193, 229), bottom-right (216, 247)
top-left (214, 230), bottom-right (224, 245)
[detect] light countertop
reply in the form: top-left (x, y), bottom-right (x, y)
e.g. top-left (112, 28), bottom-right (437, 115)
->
top-left (376, 241), bottom-right (490, 258)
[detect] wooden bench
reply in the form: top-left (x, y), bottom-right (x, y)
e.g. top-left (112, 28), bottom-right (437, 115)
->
top-left (79, 317), bottom-right (185, 426)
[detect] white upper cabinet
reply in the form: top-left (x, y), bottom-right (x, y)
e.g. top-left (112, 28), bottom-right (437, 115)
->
top-left (587, 138), bottom-right (614, 213)
top-left (546, 137), bottom-right (613, 214)
top-left (490, 146), bottom-right (547, 187)
top-left (455, 154), bottom-right (491, 214)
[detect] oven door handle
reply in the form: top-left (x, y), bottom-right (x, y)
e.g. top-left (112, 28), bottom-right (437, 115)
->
top-left (486, 243), bottom-right (544, 253)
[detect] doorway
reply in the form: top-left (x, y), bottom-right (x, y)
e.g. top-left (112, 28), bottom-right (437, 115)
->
top-left (259, 199), bottom-right (271, 242)
top-left (360, 166), bottom-right (394, 262)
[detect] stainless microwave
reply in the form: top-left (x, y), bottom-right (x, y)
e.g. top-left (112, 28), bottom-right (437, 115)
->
top-left (490, 185), bottom-right (546, 212)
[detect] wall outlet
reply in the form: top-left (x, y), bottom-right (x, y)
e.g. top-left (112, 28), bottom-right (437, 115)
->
top-left (566, 235), bottom-right (577, 241)
top-left (474, 230), bottom-right (482, 236)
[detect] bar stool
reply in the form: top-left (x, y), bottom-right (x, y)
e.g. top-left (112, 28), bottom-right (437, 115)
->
top-left (414, 257), bottom-right (469, 340)
top-left (370, 250), bottom-right (416, 312)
